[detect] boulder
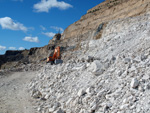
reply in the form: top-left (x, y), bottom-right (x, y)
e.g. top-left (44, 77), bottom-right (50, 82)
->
top-left (31, 89), bottom-right (42, 98)
top-left (88, 60), bottom-right (105, 75)
top-left (131, 78), bottom-right (139, 88)
top-left (78, 89), bottom-right (86, 97)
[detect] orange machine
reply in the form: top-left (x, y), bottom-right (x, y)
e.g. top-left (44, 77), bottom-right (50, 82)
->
top-left (47, 46), bottom-right (61, 63)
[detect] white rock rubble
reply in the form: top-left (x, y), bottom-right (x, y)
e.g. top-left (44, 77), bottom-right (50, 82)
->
top-left (28, 14), bottom-right (150, 113)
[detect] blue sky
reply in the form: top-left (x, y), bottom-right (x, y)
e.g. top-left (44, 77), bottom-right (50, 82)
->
top-left (0, 0), bottom-right (104, 54)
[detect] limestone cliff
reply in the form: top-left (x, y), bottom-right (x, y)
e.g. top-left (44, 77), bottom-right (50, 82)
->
top-left (63, 0), bottom-right (150, 40)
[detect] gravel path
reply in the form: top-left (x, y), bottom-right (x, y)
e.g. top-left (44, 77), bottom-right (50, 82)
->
top-left (0, 71), bottom-right (37, 113)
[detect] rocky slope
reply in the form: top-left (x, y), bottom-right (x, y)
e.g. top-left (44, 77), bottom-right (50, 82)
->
top-left (2, 0), bottom-right (150, 70)
top-left (28, 12), bottom-right (150, 113)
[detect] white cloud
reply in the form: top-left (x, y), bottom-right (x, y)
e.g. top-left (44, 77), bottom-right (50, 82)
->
top-left (33, 0), bottom-right (73, 12)
top-left (50, 26), bottom-right (64, 33)
top-left (0, 45), bottom-right (6, 50)
top-left (0, 17), bottom-right (27, 32)
top-left (19, 47), bottom-right (25, 50)
top-left (9, 47), bottom-right (16, 50)
top-left (42, 32), bottom-right (55, 37)
top-left (40, 25), bottom-right (46, 30)
top-left (23, 36), bottom-right (40, 43)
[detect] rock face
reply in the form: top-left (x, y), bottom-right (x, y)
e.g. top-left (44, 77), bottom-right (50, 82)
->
top-left (28, 13), bottom-right (150, 113)
top-left (0, 45), bottom-right (50, 69)
top-left (0, 50), bottom-right (29, 69)
top-left (49, 33), bottom-right (61, 45)
top-left (63, 0), bottom-right (150, 40)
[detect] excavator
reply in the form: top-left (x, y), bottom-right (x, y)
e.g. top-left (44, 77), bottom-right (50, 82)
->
top-left (47, 46), bottom-right (62, 64)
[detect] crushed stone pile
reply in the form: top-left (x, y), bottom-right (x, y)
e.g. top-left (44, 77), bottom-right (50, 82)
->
top-left (28, 14), bottom-right (150, 113)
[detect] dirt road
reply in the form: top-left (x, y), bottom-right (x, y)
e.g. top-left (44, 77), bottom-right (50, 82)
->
top-left (0, 71), bottom-right (37, 113)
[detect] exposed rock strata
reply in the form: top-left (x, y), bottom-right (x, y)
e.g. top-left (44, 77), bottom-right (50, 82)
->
top-left (63, 0), bottom-right (150, 39)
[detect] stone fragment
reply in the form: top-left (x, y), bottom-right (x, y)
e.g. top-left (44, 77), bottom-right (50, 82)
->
top-left (132, 59), bottom-right (140, 63)
top-left (80, 58), bottom-right (85, 62)
top-left (83, 95), bottom-right (91, 104)
top-left (138, 85), bottom-right (144, 92)
top-left (66, 98), bottom-right (72, 106)
top-left (88, 60), bottom-right (104, 75)
top-left (48, 108), bottom-right (55, 113)
top-left (86, 63), bottom-right (90, 68)
top-left (124, 58), bottom-right (131, 64)
top-left (142, 74), bottom-right (149, 80)
top-left (104, 62), bottom-right (110, 69)
top-left (97, 90), bottom-right (105, 97)
top-left (53, 102), bottom-right (61, 110)
top-left (144, 83), bottom-right (150, 90)
top-left (91, 103), bottom-right (97, 111)
top-left (117, 70), bottom-right (122, 76)
top-left (103, 103), bottom-right (112, 112)
top-left (129, 66), bottom-right (136, 72)
top-left (53, 108), bottom-right (65, 113)
top-left (86, 86), bottom-right (95, 95)
top-left (86, 56), bottom-right (94, 62)
top-left (78, 89), bottom-right (86, 97)
top-left (120, 104), bottom-right (129, 110)
top-left (89, 40), bottom-right (97, 48)
top-left (122, 98), bottom-right (127, 104)
top-left (79, 109), bottom-right (85, 113)
top-left (44, 94), bottom-right (49, 100)
top-left (110, 56), bottom-right (116, 64)
top-left (130, 105), bottom-right (136, 110)
top-left (131, 78), bottom-right (139, 88)
top-left (86, 87), bottom-right (91, 94)
top-left (31, 89), bottom-right (42, 98)
top-left (136, 107), bottom-right (141, 113)
top-left (73, 63), bottom-right (86, 70)
top-left (141, 54), bottom-right (147, 61)
top-left (37, 107), bottom-right (41, 111)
